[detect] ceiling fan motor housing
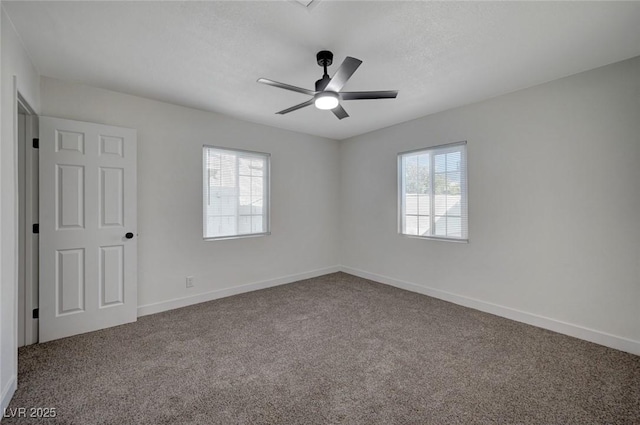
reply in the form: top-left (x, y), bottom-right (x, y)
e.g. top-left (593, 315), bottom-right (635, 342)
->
top-left (316, 50), bottom-right (333, 67)
top-left (315, 75), bottom-right (331, 92)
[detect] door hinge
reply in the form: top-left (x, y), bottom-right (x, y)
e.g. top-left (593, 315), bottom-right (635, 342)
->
top-left (32, 138), bottom-right (39, 149)
top-left (32, 308), bottom-right (39, 319)
top-left (32, 223), bottom-right (39, 234)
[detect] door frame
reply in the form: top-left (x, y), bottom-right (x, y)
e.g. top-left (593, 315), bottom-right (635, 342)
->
top-left (17, 91), bottom-right (39, 346)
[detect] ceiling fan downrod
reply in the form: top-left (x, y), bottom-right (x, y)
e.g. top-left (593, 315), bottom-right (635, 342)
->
top-left (315, 50), bottom-right (333, 92)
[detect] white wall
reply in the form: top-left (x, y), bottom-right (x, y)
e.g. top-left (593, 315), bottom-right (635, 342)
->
top-left (340, 56), bottom-right (640, 354)
top-left (0, 5), bottom-right (41, 413)
top-left (40, 76), bottom-right (341, 314)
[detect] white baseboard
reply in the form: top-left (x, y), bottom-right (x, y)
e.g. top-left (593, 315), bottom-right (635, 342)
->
top-left (341, 266), bottom-right (640, 356)
top-left (135, 263), bottom-right (639, 356)
top-left (137, 266), bottom-right (341, 317)
top-left (1, 376), bottom-right (17, 417)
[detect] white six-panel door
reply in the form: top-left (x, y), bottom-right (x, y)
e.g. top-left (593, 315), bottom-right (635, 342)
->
top-left (39, 117), bottom-right (137, 342)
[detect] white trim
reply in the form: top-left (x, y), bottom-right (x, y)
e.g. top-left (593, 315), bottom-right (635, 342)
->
top-left (398, 142), bottom-right (468, 241)
top-left (340, 266), bottom-right (640, 356)
top-left (203, 232), bottom-right (271, 242)
top-left (133, 264), bottom-right (639, 355)
top-left (400, 234), bottom-right (468, 243)
top-left (11, 77), bottom-right (20, 383)
top-left (137, 266), bottom-right (341, 317)
top-left (25, 111), bottom-right (38, 345)
top-left (18, 94), bottom-right (38, 346)
top-left (398, 140), bottom-right (468, 156)
top-left (202, 145), bottom-right (271, 240)
top-left (1, 376), bottom-right (17, 414)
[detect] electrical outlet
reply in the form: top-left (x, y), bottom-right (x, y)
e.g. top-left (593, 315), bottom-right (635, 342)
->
top-left (186, 276), bottom-right (194, 288)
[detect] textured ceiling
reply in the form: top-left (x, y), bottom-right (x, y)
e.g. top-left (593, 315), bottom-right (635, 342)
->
top-left (4, 1), bottom-right (640, 140)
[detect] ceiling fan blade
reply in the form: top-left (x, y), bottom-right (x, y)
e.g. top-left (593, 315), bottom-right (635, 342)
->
top-left (257, 78), bottom-right (316, 96)
top-left (276, 99), bottom-right (314, 115)
top-left (332, 104), bottom-right (349, 120)
top-left (325, 57), bottom-right (362, 93)
top-left (341, 90), bottom-right (398, 100)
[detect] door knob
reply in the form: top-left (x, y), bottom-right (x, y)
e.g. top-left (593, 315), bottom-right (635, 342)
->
top-left (125, 232), bottom-right (134, 239)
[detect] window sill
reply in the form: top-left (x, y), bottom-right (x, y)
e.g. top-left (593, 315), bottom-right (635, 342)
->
top-left (203, 232), bottom-right (271, 241)
top-left (399, 233), bottom-right (468, 243)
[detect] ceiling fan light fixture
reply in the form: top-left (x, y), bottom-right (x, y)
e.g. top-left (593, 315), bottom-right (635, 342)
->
top-left (258, 51), bottom-right (397, 119)
top-left (314, 92), bottom-right (339, 110)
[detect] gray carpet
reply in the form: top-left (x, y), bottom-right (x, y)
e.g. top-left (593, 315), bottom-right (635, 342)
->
top-left (6, 272), bottom-right (640, 424)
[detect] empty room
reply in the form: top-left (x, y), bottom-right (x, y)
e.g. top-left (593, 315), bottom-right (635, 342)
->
top-left (1, 1), bottom-right (639, 423)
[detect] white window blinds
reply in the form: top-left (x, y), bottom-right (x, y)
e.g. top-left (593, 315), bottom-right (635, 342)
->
top-left (399, 142), bottom-right (468, 241)
top-left (203, 146), bottom-right (270, 239)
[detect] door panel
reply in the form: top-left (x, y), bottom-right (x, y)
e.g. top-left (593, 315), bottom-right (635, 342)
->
top-left (40, 116), bottom-right (137, 342)
top-left (56, 164), bottom-right (85, 229)
top-left (56, 248), bottom-right (85, 315)
top-left (99, 167), bottom-right (124, 227)
top-left (99, 245), bottom-right (124, 307)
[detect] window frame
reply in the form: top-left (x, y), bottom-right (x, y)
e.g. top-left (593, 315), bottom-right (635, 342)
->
top-left (397, 141), bottom-right (468, 243)
top-left (202, 145), bottom-right (271, 241)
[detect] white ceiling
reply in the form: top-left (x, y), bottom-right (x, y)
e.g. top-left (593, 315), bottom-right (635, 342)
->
top-left (4, 1), bottom-right (640, 140)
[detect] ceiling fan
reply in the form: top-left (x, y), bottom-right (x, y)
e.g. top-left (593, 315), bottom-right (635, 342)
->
top-left (257, 50), bottom-right (398, 120)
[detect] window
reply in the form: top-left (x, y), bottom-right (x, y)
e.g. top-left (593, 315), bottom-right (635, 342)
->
top-left (203, 146), bottom-right (270, 239)
top-left (398, 142), bottom-right (468, 241)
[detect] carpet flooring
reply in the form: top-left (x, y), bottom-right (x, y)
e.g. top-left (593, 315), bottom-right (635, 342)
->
top-left (6, 272), bottom-right (640, 424)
